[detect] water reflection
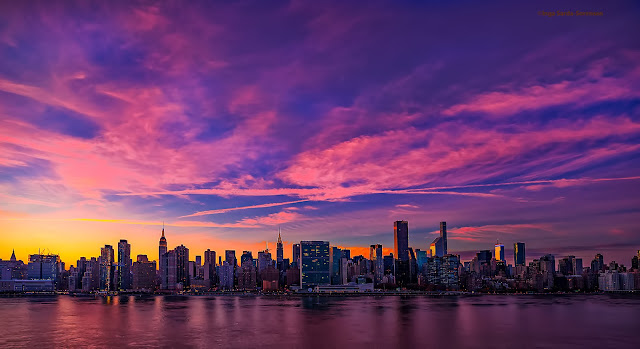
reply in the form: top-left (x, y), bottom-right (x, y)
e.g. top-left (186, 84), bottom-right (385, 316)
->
top-left (0, 295), bottom-right (638, 348)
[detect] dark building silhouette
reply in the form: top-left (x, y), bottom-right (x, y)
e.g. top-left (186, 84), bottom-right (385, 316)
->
top-left (132, 255), bottom-right (156, 291)
top-left (394, 221), bottom-right (409, 261)
top-left (292, 243), bottom-right (300, 268)
top-left (203, 249), bottom-right (216, 284)
top-left (514, 242), bottom-right (525, 266)
top-left (175, 245), bottom-right (189, 288)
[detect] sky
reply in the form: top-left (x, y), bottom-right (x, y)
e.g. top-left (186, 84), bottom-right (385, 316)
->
top-left (1, 0), bottom-right (639, 267)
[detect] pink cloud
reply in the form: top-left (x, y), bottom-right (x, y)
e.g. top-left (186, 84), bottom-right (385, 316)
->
top-left (279, 116), bottom-right (640, 195)
top-left (179, 199), bottom-right (309, 218)
top-left (238, 210), bottom-right (306, 226)
top-left (442, 63), bottom-right (640, 117)
top-left (395, 204), bottom-right (419, 209)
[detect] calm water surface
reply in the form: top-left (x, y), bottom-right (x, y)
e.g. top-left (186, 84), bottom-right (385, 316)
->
top-left (0, 294), bottom-right (638, 348)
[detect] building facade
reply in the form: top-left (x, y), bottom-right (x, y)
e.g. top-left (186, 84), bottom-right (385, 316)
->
top-left (300, 241), bottom-right (330, 289)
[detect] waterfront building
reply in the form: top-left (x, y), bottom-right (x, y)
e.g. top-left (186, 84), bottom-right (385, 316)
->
top-left (286, 266), bottom-right (300, 286)
top-left (599, 270), bottom-right (620, 291)
top-left (514, 242), bottom-right (525, 266)
top-left (261, 264), bottom-right (279, 290)
top-left (330, 246), bottom-right (342, 285)
top-left (0, 251), bottom-right (27, 280)
top-left (619, 272), bottom-right (635, 290)
top-left (27, 254), bottom-right (59, 281)
top-left (0, 279), bottom-right (55, 292)
top-left (117, 239), bottom-right (132, 290)
top-left (423, 254), bottom-right (459, 288)
top-left (99, 245), bottom-right (114, 291)
top-left (81, 257), bottom-right (100, 292)
top-left (300, 241), bottom-right (330, 288)
top-left (132, 255), bottom-right (156, 291)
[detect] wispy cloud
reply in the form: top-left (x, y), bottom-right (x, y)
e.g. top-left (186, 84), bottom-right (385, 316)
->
top-left (179, 199), bottom-right (309, 218)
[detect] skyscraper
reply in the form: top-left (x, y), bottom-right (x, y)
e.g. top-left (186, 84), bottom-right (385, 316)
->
top-left (440, 222), bottom-right (447, 255)
top-left (100, 245), bottom-right (114, 291)
top-left (257, 250), bottom-right (272, 274)
top-left (165, 250), bottom-right (177, 290)
top-left (225, 250), bottom-right (236, 267)
top-left (117, 239), bottom-right (132, 290)
top-left (514, 242), bottom-right (525, 266)
top-left (370, 244), bottom-right (383, 284)
top-left (292, 243), bottom-right (301, 268)
top-left (593, 253), bottom-right (605, 272)
top-left (300, 241), bottom-right (330, 288)
top-left (218, 261), bottom-right (234, 290)
top-left (394, 221), bottom-right (409, 262)
top-left (159, 225), bottom-right (168, 288)
top-left (203, 249), bottom-right (216, 285)
top-left (159, 224), bottom-right (167, 266)
top-left (429, 221), bottom-right (448, 258)
top-left (330, 246), bottom-right (342, 285)
top-left (276, 228), bottom-right (284, 264)
top-left (241, 251), bottom-right (254, 267)
top-left (495, 240), bottom-right (505, 262)
top-left (175, 245), bottom-right (189, 288)
top-left (132, 255), bottom-right (156, 291)
top-left (204, 249), bottom-right (216, 267)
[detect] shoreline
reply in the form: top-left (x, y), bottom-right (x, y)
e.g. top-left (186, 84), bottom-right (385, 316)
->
top-left (1, 290), bottom-right (639, 298)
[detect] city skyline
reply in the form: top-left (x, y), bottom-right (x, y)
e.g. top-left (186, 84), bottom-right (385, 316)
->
top-left (2, 220), bottom-right (637, 273)
top-left (1, 0), bottom-right (640, 265)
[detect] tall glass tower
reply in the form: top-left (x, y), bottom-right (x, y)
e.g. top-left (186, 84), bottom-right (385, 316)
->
top-left (394, 221), bottom-right (409, 261)
top-left (117, 239), bottom-right (132, 290)
top-left (299, 241), bottom-right (330, 288)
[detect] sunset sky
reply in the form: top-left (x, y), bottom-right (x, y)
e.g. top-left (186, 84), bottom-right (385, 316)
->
top-left (1, 0), bottom-right (639, 266)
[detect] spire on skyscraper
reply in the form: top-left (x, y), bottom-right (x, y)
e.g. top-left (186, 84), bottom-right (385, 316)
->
top-left (278, 226), bottom-right (282, 244)
top-left (10, 249), bottom-right (16, 261)
top-left (162, 221), bottom-right (165, 237)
